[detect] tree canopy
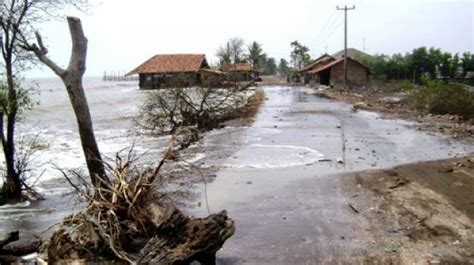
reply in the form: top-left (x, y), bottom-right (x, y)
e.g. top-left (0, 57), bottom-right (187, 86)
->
top-left (371, 47), bottom-right (474, 81)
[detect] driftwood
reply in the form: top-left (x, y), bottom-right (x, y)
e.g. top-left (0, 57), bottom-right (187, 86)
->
top-left (0, 231), bottom-right (41, 263)
top-left (0, 237), bottom-right (41, 256)
top-left (0, 231), bottom-right (19, 249)
top-left (0, 254), bottom-right (20, 264)
top-left (47, 204), bottom-right (235, 264)
top-left (138, 204), bottom-right (235, 264)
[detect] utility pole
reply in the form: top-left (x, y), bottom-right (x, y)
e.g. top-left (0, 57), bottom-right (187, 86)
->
top-left (337, 5), bottom-right (355, 89)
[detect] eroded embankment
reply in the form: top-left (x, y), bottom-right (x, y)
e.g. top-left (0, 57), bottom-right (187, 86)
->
top-left (343, 155), bottom-right (474, 264)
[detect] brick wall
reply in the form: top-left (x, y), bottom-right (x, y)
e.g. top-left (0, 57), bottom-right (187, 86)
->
top-left (330, 60), bottom-right (368, 85)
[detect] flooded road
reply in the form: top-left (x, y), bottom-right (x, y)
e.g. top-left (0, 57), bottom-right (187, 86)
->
top-left (1, 84), bottom-right (472, 263)
top-left (191, 86), bottom-right (473, 264)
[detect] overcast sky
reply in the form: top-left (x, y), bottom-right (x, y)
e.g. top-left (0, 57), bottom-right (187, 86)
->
top-left (27, 0), bottom-right (473, 78)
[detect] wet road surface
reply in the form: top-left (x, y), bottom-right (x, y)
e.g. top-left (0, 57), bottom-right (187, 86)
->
top-left (191, 86), bottom-right (473, 264)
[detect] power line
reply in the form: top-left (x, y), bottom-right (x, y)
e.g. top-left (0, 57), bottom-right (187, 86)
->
top-left (312, 9), bottom-right (339, 53)
top-left (312, 16), bottom-right (343, 57)
top-left (337, 5), bottom-right (355, 89)
top-left (314, 11), bottom-right (340, 44)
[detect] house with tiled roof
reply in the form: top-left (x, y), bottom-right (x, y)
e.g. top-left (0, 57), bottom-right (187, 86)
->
top-left (127, 54), bottom-right (222, 89)
top-left (298, 54), bottom-right (336, 84)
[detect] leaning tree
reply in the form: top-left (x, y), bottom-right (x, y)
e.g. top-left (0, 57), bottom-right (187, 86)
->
top-left (0, 0), bottom-right (108, 203)
top-left (21, 17), bottom-right (109, 189)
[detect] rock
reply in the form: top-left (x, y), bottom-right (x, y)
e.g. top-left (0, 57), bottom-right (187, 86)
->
top-left (336, 157), bottom-right (344, 164)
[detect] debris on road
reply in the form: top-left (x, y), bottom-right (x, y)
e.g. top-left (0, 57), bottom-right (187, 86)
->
top-left (349, 203), bottom-right (360, 214)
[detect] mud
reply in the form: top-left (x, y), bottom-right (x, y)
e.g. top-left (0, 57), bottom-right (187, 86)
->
top-left (344, 156), bottom-right (474, 264)
top-left (186, 86), bottom-right (473, 264)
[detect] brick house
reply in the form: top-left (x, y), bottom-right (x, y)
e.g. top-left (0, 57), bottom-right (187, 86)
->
top-left (307, 57), bottom-right (370, 86)
top-left (126, 54), bottom-right (222, 89)
top-left (298, 54), bottom-right (336, 84)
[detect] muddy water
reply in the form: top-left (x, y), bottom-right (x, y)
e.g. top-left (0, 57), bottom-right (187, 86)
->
top-left (0, 78), bottom-right (167, 240)
top-left (1, 84), bottom-right (472, 263)
top-left (188, 86), bottom-right (473, 264)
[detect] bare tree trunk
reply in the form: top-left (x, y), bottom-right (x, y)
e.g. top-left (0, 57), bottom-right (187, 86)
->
top-left (26, 17), bottom-right (109, 187)
top-left (0, 53), bottom-right (22, 203)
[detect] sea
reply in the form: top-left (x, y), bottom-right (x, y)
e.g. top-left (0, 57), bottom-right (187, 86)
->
top-left (5, 77), bottom-right (168, 184)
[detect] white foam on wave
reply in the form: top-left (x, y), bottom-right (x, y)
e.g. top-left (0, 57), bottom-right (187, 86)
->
top-left (222, 144), bottom-right (324, 169)
top-left (0, 200), bottom-right (31, 209)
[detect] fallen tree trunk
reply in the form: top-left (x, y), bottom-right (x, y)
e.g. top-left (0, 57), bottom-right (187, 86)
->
top-left (0, 231), bottom-right (41, 263)
top-left (0, 237), bottom-right (41, 256)
top-left (138, 205), bottom-right (235, 264)
top-left (0, 254), bottom-right (20, 264)
top-left (47, 204), bottom-right (234, 264)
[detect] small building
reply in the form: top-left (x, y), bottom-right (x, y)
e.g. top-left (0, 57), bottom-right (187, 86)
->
top-left (307, 57), bottom-right (370, 86)
top-left (126, 54), bottom-right (216, 89)
top-left (221, 63), bottom-right (260, 82)
top-left (199, 68), bottom-right (225, 87)
top-left (298, 54), bottom-right (336, 84)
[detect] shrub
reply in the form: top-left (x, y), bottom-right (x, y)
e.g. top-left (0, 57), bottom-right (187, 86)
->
top-left (409, 79), bottom-right (474, 119)
top-left (136, 87), bottom-right (257, 135)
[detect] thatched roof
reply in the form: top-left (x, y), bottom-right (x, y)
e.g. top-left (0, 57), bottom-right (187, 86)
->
top-left (127, 54), bottom-right (208, 75)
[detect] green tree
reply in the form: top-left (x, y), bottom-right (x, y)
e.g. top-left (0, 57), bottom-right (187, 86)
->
top-left (426, 47), bottom-right (443, 78)
top-left (461, 52), bottom-right (474, 77)
top-left (290, 41), bottom-right (311, 69)
top-left (278, 59), bottom-right (290, 77)
top-left (439, 52), bottom-right (452, 78)
top-left (264, 57), bottom-right (277, 75)
top-left (450, 53), bottom-right (460, 78)
top-left (411, 47), bottom-right (429, 81)
top-left (248, 41), bottom-right (264, 69)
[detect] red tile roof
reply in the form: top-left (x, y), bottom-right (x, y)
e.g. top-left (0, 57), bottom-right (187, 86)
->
top-left (127, 54), bottom-right (207, 75)
top-left (307, 57), bottom-right (369, 74)
top-left (298, 54), bottom-right (335, 73)
top-left (221, 63), bottom-right (254, 72)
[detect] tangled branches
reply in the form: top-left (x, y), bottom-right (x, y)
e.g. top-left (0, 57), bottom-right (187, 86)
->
top-left (137, 86), bottom-right (254, 135)
top-left (46, 132), bottom-right (235, 264)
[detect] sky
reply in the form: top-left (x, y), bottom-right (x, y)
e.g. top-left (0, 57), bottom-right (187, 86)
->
top-left (26, 0), bottom-right (473, 78)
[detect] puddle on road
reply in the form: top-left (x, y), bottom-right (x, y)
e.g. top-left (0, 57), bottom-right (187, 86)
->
top-left (222, 144), bottom-right (324, 169)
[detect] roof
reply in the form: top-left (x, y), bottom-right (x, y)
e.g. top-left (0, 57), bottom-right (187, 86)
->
top-left (199, 68), bottom-right (224, 75)
top-left (221, 63), bottom-right (254, 72)
top-left (307, 57), bottom-right (370, 75)
top-left (331, 48), bottom-right (374, 63)
top-left (127, 54), bottom-right (208, 75)
top-left (299, 54), bottom-right (335, 73)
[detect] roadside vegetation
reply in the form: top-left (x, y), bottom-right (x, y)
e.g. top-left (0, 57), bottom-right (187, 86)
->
top-left (408, 79), bottom-right (474, 120)
top-left (366, 47), bottom-right (474, 120)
